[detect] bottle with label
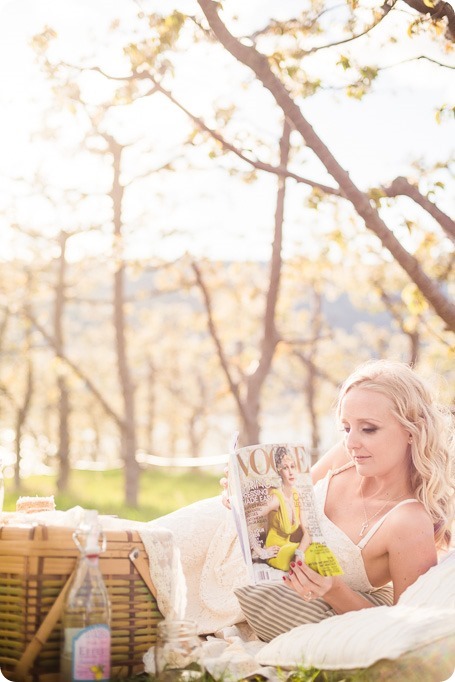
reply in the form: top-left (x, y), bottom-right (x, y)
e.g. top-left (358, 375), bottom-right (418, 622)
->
top-left (60, 509), bottom-right (111, 682)
top-left (0, 456), bottom-right (4, 513)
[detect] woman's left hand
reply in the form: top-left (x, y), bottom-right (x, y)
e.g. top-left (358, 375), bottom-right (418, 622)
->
top-left (219, 467), bottom-right (231, 509)
top-left (283, 559), bottom-right (334, 601)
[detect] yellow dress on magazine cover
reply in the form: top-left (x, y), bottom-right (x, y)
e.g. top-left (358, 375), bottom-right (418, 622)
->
top-left (265, 488), bottom-right (300, 571)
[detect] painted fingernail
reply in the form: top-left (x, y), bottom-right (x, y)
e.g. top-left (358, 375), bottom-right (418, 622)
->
top-left (297, 560), bottom-right (302, 566)
top-left (282, 575), bottom-right (287, 581)
top-left (290, 562), bottom-right (296, 567)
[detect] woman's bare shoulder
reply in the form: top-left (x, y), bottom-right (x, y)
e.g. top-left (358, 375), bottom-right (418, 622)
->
top-left (387, 499), bottom-right (434, 537)
top-left (311, 441), bottom-right (351, 483)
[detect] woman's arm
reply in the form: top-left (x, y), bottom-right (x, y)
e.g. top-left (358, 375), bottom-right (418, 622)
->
top-left (297, 508), bottom-right (312, 553)
top-left (385, 504), bottom-right (437, 603)
top-left (285, 502), bottom-right (437, 612)
top-left (254, 490), bottom-right (280, 517)
top-left (311, 440), bottom-right (350, 484)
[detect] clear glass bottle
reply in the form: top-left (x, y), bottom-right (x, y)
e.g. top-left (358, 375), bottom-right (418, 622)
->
top-left (60, 509), bottom-right (111, 682)
top-left (154, 619), bottom-right (204, 681)
top-left (0, 456), bottom-right (4, 513)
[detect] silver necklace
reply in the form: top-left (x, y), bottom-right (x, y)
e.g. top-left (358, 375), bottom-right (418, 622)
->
top-left (359, 480), bottom-right (406, 537)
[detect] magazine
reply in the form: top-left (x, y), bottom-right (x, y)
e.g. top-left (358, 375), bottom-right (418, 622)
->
top-left (228, 441), bottom-right (343, 584)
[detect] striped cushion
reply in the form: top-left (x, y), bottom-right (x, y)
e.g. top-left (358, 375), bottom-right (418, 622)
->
top-left (234, 582), bottom-right (393, 642)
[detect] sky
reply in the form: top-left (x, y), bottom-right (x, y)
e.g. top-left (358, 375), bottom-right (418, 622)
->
top-left (0, 0), bottom-right (453, 263)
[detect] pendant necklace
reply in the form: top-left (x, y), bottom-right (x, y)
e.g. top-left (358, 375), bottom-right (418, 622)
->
top-left (359, 480), bottom-right (406, 537)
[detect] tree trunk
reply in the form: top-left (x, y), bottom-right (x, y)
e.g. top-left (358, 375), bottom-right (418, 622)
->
top-left (14, 312), bottom-right (34, 489)
top-left (109, 137), bottom-right (140, 506)
top-left (55, 232), bottom-right (71, 491)
top-left (195, 119), bottom-right (290, 448)
top-left (146, 357), bottom-right (156, 455)
top-left (241, 119), bottom-right (291, 445)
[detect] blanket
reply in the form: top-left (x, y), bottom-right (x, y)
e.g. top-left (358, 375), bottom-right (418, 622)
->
top-left (144, 495), bottom-right (248, 630)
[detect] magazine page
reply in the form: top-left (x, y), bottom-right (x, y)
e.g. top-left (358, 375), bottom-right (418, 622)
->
top-left (229, 442), bottom-right (343, 584)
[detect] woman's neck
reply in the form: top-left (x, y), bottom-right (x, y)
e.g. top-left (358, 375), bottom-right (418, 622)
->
top-left (360, 474), bottom-right (413, 501)
top-left (282, 483), bottom-right (294, 497)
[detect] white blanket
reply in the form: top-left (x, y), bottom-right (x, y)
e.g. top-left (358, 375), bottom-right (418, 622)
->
top-left (140, 496), bottom-right (274, 679)
top-left (144, 496), bottom-right (248, 630)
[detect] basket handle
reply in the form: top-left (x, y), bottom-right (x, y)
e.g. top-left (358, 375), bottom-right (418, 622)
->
top-left (129, 547), bottom-right (158, 598)
top-left (14, 567), bottom-right (76, 680)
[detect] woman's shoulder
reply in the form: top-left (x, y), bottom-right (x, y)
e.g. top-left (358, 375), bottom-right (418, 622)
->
top-left (311, 441), bottom-right (351, 483)
top-left (266, 487), bottom-right (282, 507)
top-left (269, 486), bottom-right (283, 498)
top-left (387, 498), bottom-right (433, 529)
top-left (383, 498), bottom-right (435, 551)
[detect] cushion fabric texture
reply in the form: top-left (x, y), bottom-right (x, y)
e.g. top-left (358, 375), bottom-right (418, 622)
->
top-left (234, 583), bottom-right (393, 642)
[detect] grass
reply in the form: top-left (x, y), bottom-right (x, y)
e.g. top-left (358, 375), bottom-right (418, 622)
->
top-left (2, 467), bottom-right (222, 520)
top-left (112, 667), bottom-right (371, 681)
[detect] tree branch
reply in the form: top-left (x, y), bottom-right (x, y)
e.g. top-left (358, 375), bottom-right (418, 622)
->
top-left (382, 176), bottom-right (455, 242)
top-left (197, 0), bottom-right (455, 332)
top-left (141, 74), bottom-right (342, 197)
top-left (87, 65), bottom-right (341, 196)
top-left (402, 0), bottom-right (455, 42)
top-left (25, 310), bottom-right (123, 427)
top-left (250, 7), bottom-right (388, 57)
top-left (190, 261), bottom-right (245, 415)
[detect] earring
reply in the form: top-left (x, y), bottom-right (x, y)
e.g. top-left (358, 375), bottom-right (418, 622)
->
top-left (408, 436), bottom-right (413, 444)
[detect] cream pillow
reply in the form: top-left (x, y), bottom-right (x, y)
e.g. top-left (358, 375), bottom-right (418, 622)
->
top-left (257, 551), bottom-right (455, 671)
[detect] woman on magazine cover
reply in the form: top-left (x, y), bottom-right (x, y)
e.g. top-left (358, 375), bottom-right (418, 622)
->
top-left (259, 446), bottom-right (312, 571)
top-left (232, 359), bottom-right (454, 640)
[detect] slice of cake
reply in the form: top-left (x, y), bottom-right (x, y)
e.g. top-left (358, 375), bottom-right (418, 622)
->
top-left (16, 495), bottom-right (56, 513)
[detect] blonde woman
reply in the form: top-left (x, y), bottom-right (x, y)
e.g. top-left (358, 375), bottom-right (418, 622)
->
top-left (234, 359), bottom-right (454, 641)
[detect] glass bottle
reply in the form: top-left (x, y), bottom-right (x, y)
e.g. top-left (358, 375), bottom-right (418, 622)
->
top-left (154, 619), bottom-right (204, 681)
top-left (60, 509), bottom-right (111, 682)
top-left (0, 456), bottom-right (4, 513)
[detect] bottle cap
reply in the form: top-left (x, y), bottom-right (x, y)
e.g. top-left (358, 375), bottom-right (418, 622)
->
top-left (73, 509), bottom-right (104, 556)
top-left (84, 510), bottom-right (101, 555)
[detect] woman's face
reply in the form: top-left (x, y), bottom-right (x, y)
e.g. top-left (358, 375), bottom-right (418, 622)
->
top-left (278, 455), bottom-right (297, 484)
top-left (340, 386), bottom-right (411, 477)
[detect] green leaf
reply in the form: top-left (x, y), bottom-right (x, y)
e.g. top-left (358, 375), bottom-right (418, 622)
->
top-left (337, 55), bottom-right (351, 71)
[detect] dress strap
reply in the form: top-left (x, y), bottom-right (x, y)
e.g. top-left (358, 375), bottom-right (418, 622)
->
top-left (332, 460), bottom-right (355, 477)
top-left (357, 499), bottom-right (419, 549)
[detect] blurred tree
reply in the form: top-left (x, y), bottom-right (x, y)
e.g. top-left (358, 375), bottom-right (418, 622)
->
top-left (1, 0), bottom-right (449, 491)
top-left (53, 230), bottom-right (71, 490)
top-left (14, 294), bottom-right (35, 489)
top-left (194, 0), bottom-right (454, 331)
top-left (191, 119), bottom-right (291, 445)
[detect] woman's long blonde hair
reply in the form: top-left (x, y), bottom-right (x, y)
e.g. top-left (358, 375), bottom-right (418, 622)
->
top-left (335, 359), bottom-right (454, 548)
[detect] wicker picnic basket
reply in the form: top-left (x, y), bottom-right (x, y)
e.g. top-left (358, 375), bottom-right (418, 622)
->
top-left (0, 518), bottom-right (163, 681)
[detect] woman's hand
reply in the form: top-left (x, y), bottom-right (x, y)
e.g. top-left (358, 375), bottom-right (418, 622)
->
top-left (283, 559), bottom-right (335, 602)
top-left (220, 466), bottom-right (231, 509)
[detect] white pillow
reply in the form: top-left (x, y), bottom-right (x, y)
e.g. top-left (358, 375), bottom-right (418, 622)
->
top-left (398, 548), bottom-right (455, 608)
top-left (257, 551), bottom-right (455, 671)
